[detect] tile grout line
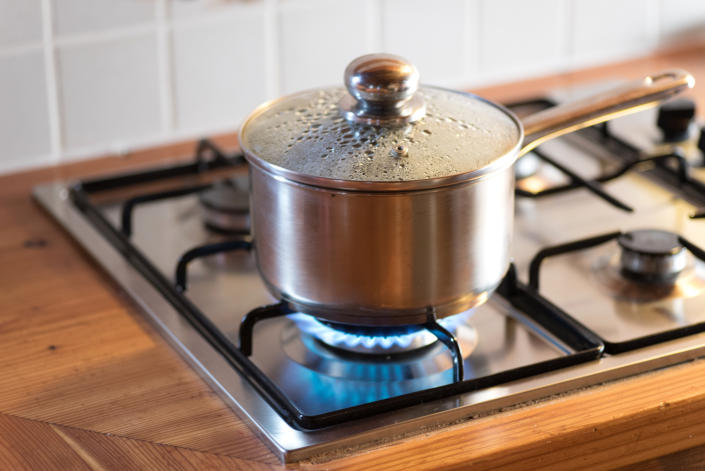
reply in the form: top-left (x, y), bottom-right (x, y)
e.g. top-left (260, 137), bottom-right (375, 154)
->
top-left (463, 0), bottom-right (478, 83)
top-left (367, 0), bottom-right (383, 52)
top-left (40, 0), bottom-right (62, 165)
top-left (264, 0), bottom-right (280, 100)
top-left (472, 0), bottom-right (484, 85)
top-left (56, 123), bottom-right (239, 164)
top-left (652, 0), bottom-right (663, 47)
top-left (0, 42), bottom-right (44, 57)
top-left (52, 23), bottom-right (157, 49)
top-left (155, 0), bottom-right (175, 136)
top-left (170, 5), bottom-right (266, 30)
top-left (562, 0), bottom-right (574, 72)
top-left (656, 0), bottom-right (665, 43)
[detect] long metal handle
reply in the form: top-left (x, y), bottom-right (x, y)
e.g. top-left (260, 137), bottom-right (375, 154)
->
top-left (519, 69), bottom-right (695, 157)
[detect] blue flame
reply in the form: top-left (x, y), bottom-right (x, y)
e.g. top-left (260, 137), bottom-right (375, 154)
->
top-left (289, 310), bottom-right (473, 351)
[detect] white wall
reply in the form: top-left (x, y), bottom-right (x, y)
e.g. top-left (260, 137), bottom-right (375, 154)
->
top-left (1, 0), bottom-right (705, 174)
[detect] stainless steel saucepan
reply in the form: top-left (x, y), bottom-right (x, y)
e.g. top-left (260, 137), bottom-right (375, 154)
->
top-left (239, 54), bottom-right (694, 327)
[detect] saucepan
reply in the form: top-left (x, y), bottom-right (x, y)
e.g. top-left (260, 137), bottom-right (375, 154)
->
top-left (238, 53), bottom-right (694, 327)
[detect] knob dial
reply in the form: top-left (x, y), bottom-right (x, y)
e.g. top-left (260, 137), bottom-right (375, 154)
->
top-left (340, 53), bottom-right (426, 125)
top-left (657, 98), bottom-right (696, 141)
top-left (697, 126), bottom-right (705, 155)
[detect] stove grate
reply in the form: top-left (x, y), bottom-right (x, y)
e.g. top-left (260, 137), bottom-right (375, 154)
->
top-left (66, 139), bottom-right (604, 430)
top-left (507, 99), bottom-right (705, 213)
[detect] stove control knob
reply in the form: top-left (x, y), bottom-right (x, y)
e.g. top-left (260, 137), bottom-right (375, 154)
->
top-left (657, 98), bottom-right (696, 141)
top-left (698, 126), bottom-right (705, 154)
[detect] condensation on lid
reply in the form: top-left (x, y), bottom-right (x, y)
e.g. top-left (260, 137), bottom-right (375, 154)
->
top-left (239, 86), bottom-right (521, 184)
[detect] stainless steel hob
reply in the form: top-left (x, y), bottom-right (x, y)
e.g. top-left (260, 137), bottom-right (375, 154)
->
top-left (33, 91), bottom-right (705, 462)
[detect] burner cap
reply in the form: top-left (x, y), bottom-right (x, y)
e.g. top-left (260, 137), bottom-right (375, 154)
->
top-left (617, 229), bottom-right (686, 282)
top-left (199, 176), bottom-right (250, 234)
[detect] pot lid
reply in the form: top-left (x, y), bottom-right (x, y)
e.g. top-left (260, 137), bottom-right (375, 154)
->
top-left (239, 54), bottom-right (522, 190)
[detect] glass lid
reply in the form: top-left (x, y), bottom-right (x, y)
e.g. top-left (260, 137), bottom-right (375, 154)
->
top-left (239, 54), bottom-right (522, 190)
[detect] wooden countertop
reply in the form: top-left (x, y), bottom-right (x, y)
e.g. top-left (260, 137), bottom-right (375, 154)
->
top-left (3, 46), bottom-right (705, 470)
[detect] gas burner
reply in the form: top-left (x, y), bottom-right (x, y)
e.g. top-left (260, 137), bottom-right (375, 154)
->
top-left (618, 229), bottom-right (687, 283)
top-left (282, 319), bottom-right (479, 383)
top-left (588, 232), bottom-right (705, 303)
top-left (289, 311), bottom-right (474, 355)
top-left (593, 256), bottom-right (705, 303)
top-left (199, 176), bottom-right (250, 234)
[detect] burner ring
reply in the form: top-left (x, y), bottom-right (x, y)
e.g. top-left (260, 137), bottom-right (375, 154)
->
top-left (617, 229), bottom-right (686, 283)
top-left (290, 311), bottom-right (473, 355)
top-left (199, 176), bottom-right (250, 234)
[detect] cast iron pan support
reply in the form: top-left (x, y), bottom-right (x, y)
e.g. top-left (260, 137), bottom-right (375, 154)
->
top-left (424, 308), bottom-right (464, 382)
top-left (175, 240), bottom-right (253, 292)
top-left (239, 302), bottom-right (296, 356)
top-left (236, 301), bottom-right (466, 383)
top-left (121, 183), bottom-right (213, 237)
top-left (528, 231), bottom-right (622, 290)
top-left (514, 147), bottom-right (690, 213)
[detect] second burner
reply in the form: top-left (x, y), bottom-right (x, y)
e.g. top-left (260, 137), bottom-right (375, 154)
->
top-left (618, 229), bottom-right (687, 283)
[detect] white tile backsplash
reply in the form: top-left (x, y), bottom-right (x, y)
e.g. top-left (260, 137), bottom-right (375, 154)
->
top-left (660, 0), bottom-right (705, 43)
top-left (56, 33), bottom-right (161, 153)
top-left (570, 0), bottom-right (660, 66)
top-left (382, 0), bottom-right (471, 86)
top-left (3, 0), bottom-right (705, 174)
top-left (0, 0), bottom-right (43, 48)
top-left (52, 0), bottom-right (155, 37)
top-left (169, 0), bottom-right (257, 19)
top-left (171, 9), bottom-right (267, 133)
top-left (0, 51), bottom-right (52, 171)
top-left (479, 0), bottom-right (567, 82)
top-left (278, 0), bottom-right (379, 93)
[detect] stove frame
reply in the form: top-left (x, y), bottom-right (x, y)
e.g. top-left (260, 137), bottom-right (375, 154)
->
top-left (32, 99), bottom-right (705, 462)
top-left (62, 145), bottom-right (605, 430)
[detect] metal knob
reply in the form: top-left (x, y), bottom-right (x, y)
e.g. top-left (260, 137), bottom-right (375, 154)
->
top-left (340, 53), bottom-right (426, 125)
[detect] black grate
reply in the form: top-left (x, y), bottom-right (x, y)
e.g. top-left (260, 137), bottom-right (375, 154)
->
top-left (67, 139), bottom-right (604, 430)
top-left (506, 98), bottom-right (705, 213)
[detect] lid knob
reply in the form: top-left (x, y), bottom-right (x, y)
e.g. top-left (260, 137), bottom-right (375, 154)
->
top-left (340, 53), bottom-right (426, 125)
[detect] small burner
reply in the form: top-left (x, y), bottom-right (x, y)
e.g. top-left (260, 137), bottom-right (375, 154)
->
top-left (618, 229), bottom-right (687, 283)
top-left (199, 176), bottom-right (250, 234)
top-left (290, 311), bottom-right (473, 355)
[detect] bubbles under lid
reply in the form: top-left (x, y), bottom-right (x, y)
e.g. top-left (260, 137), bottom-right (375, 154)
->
top-left (240, 86), bottom-right (520, 185)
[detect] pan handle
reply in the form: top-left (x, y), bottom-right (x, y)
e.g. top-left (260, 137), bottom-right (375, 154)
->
top-left (519, 69), bottom-right (695, 157)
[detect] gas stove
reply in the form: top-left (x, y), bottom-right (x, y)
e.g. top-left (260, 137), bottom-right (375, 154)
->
top-left (33, 90), bottom-right (705, 463)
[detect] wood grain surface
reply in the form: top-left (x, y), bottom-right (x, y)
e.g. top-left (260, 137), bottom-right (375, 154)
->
top-left (2, 47), bottom-right (705, 470)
